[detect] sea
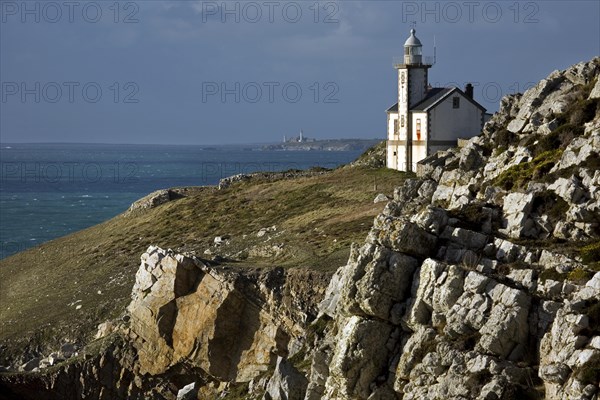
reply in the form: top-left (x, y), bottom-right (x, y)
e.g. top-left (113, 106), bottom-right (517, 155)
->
top-left (0, 143), bottom-right (364, 260)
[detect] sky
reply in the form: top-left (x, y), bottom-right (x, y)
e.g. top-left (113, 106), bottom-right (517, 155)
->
top-left (1, 0), bottom-right (599, 145)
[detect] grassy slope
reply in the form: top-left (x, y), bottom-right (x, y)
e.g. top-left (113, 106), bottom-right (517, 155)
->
top-left (0, 163), bottom-right (407, 362)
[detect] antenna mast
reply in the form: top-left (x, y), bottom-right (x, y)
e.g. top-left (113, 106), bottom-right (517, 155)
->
top-left (434, 35), bottom-right (437, 65)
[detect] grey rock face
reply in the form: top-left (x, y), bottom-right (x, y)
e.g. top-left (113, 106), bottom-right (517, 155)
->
top-left (263, 357), bottom-right (309, 400)
top-left (128, 188), bottom-right (199, 212)
top-left (313, 58), bottom-right (600, 400)
top-left (374, 218), bottom-right (438, 258)
top-left (501, 192), bottom-right (536, 238)
top-left (590, 77), bottom-right (600, 99)
top-left (324, 316), bottom-right (394, 399)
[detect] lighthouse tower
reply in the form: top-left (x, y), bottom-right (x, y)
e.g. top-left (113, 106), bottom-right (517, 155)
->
top-left (393, 29), bottom-right (432, 171)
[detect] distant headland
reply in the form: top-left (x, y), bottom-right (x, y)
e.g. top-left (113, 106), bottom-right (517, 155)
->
top-left (263, 134), bottom-right (381, 151)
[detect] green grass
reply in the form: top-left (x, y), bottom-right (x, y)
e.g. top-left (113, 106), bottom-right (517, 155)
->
top-left (0, 163), bottom-right (407, 364)
top-left (492, 150), bottom-right (563, 191)
top-left (567, 268), bottom-right (594, 284)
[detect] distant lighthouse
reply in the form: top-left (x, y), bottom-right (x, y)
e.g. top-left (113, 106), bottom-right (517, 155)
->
top-left (299, 129), bottom-right (304, 143)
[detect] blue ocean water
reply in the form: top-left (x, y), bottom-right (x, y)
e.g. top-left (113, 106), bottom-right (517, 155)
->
top-left (0, 143), bottom-right (363, 260)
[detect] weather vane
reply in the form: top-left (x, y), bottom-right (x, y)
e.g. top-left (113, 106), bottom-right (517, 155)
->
top-left (411, 21), bottom-right (417, 29)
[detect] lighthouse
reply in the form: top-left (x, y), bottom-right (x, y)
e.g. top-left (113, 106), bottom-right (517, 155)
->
top-left (386, 29), bottom-right (488, 172)
top-left (395, 28), bottom-right (433, 171)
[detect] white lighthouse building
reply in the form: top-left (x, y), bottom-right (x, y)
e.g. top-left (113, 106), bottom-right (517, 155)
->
top-left (387, 29), bottom-right (487, 172)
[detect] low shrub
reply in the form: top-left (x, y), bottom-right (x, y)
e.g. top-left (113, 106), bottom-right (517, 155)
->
top-left (581, 241), bottom-right (600, 264)
top-left (568, 97), bottom-right (600, 126)
top-left (531, 191), bottom-right (569, 221)
top-left (576, 357), bottom-right (600, 385)
top-left (538, 268), bottom-right (565, 283)
top-left (534, 124), bottom-right (583, 157)
top-left (584, 300), bottom-right (600, 331)
top-left (494, 129), bottom-right (518, 152)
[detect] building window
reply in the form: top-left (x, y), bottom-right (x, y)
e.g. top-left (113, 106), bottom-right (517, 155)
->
top-left (416, 118), bottom-right (421, 141)
top-left (453, 97), bottom-right (460, 109)
top-left (393, 119), bottom-right (399, 135)
top-left (393, 151), bottom-right (397, 156)
top-left (401, 115), bottom-right (405, 127)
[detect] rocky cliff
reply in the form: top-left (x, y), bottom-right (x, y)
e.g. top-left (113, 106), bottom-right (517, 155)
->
top-left (311, 57), bottom-right (600, 400)
top-left (1, 58), bottom-right (599, 400)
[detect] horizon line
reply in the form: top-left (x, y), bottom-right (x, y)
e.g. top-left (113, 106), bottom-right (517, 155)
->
top-left (0, 138), bottom-right (384, 147)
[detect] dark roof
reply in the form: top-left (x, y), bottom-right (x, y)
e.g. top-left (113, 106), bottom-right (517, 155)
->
top-left (386, 103), bottom-right (398, 113)
top-left (385, 88), bottom-right (449, 113)
top-left (386, 87), bottom-right (487, 113)
top-left (411, 88), bottom-right (453, 111)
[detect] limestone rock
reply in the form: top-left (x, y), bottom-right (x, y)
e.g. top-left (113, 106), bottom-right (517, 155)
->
top-left (262, 357), bottom-right (308, 400)
top-left (373, 193), bottom-right (390, 204)
top-left (501, 192), bottom-right (536, 238)
top-left (95, 321), bottom-right (118, 339)
top-left (375, 218), bottom-right (437, 258)
top-left (127, 246), bottom-right (310, 382)
top-left (128, 188), bottom-right (193, 212)
top-left (318, 265), bottom-right (347, 318)
top-left (304, 343), bottom-right (333, 400)
top-left (459, 142), bottom-right (484, 171)
top-left (354, 248), bottom-right (418, 320)
top-left (19, 358), bottom-right (40, 372)
top-left (324, 316), bottom-right (394, 399)
top-left (590, 76), bottom-right (600, 99)
top-left (411, 206), bottom-right (448, 235)
top-left (177, 382), bottom-right (198, 400)
top-left (477, 284), bottom-right (530, 359)
top-left (553, 131), bottom-right (600, 172)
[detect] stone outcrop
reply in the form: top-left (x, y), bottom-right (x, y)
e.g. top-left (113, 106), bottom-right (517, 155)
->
top-left (350, 140), bottom-right (387, 168)
top-left (127, 246), bottom-right (289, 380)
top-left (0, 337), bottom-right (163, 400)
top-left (217, 170), bottom-right (330, 190)
top-left (126, 246), bottom-right (331, 384)
top-left (128, 187), bottom-right (206, 212)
